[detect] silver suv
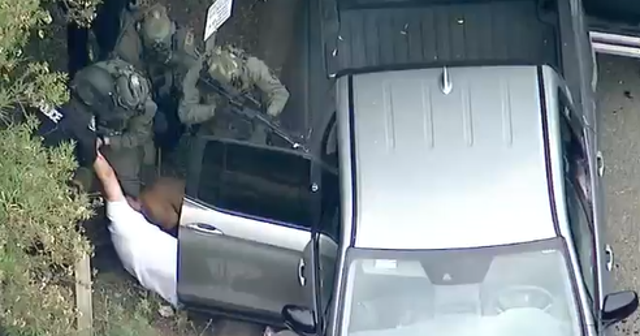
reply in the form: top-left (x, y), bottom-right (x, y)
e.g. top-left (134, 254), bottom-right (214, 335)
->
top-left (281, 65), bottom-right (638, 336)
top-left (177, 63), bottom-right (639, 336)
top-left (174, 0), bottom-right (639, 335)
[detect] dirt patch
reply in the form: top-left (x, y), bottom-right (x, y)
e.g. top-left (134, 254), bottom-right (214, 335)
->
top-left (93, 270), bottom-right (216, 336)
top-left (92, 247), bottom-right (218, 336)
top-left (159, 0), bottom-right (262, 55)
top-left (157, 0), bottom-right (297, 74)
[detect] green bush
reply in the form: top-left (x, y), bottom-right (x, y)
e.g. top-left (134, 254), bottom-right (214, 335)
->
top-left (0, 0), bottom-right (101, 334)
top-left (0, 119), bottom-right (94, 335)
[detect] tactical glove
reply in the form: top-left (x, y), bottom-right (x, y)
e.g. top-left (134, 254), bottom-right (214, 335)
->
top-left (266, 103), bottom-right (281, 118)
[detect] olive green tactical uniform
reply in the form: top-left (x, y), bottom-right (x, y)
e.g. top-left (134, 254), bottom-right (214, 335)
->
top-left (177, 45), bottom-right (290, 135)
top-left (71, 58), bottom-right (156, 198)
top-left (112, 4), bottom-right (199, 152)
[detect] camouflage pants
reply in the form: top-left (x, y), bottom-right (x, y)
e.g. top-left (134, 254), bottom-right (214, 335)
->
top-left (101, 145), bottom-right (143, 198)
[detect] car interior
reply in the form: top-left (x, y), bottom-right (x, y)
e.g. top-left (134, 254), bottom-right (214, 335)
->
top-left (345, 248), bottom-right (579, 336)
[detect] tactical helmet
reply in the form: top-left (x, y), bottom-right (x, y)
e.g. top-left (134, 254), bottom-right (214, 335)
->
top-left (207, 46), bottom-right (242, 84)
top-left (70, 65), bottom-right (115, 109)
top-left (114, 66), bottom-right (150, 111)
top-left (140, 5), bottom-right (174, 63)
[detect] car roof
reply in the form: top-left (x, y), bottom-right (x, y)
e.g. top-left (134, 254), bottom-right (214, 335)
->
top-left (341, 65), bottom-right (558, 250)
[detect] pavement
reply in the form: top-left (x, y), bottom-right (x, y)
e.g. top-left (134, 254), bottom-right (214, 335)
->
top-left (599, 54), bottom-right (640, 335)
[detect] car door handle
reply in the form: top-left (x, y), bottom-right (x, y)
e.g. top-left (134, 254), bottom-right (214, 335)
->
top-left (187, 223), bottom-right (223, 235)
top-left (298, 258), bottom-right (306, 287)
top-left (596, 151), bottom-right (605, 177)
top-left (605, 244), bottom-right (614, 272)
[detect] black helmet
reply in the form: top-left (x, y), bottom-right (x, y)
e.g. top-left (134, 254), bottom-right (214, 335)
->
top-left (70, 65), bottom-right (115, 110)
top-left (71, 63), bottom-right (137, 132)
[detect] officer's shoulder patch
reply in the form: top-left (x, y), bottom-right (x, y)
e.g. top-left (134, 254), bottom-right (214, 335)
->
top-left (185, 30), bottom-right (194, 46)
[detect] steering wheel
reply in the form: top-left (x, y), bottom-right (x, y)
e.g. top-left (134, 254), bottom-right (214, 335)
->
top-left (486, 285), bottom-right (555, 314)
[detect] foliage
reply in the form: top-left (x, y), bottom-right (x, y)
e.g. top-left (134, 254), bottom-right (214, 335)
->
top-left (0, 119), bottom-right (94, 335)
top-left (0, 0), bottom-right (100, 333)
top-left (50, 0), bottom-right (102, 27)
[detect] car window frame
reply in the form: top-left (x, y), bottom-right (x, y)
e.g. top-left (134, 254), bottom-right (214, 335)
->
top-left (185, 135), bottom-right (335, 231)
top-left (564, 176), bottom-right (598, 304)
top-left (307, 112), bottom-right (341, 334)
top-left (558, 89), bottom-right (600, 311)
top-left (320, 112), bottom-right (338, 166)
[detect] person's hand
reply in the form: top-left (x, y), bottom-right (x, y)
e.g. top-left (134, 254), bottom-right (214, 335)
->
top-left (266, 103), bottom-right (281, 118)
top-left (92, 150), bottom-right (112, 178)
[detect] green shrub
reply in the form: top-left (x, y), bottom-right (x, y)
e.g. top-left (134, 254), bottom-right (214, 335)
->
top-left (0, 0), bottom-right (101, 334)
top-left (0, 118), bottom-right (94, 335)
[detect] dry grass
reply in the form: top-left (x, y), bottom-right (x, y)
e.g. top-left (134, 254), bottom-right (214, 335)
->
top-left (92, 270), bottom-right (216, 336)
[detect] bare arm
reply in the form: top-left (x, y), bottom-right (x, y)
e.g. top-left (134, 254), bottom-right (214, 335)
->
top-left (93, 151), bottom-right (125, 202)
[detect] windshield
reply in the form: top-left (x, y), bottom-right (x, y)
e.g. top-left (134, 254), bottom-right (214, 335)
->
top-left (339, 238), bottom-right (582, 336)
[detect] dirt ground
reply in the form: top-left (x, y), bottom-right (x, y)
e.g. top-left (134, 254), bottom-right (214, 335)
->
top-left (159, 0), bottom-right (297, 74)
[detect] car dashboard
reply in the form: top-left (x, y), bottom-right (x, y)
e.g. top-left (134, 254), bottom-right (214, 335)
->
top-left (343, 249), bottom-right (581, 336)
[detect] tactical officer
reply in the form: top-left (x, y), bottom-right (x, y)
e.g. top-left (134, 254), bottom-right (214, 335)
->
top-left (113, 4), bottom-right (199, 151)
top-left (70, 58), bottom-right (157, 197)
top-left (178, 44), bottom-right (290, 136)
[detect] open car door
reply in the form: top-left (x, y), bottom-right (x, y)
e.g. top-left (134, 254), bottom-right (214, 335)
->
top-left (177, 136), bottom-right (335, 325)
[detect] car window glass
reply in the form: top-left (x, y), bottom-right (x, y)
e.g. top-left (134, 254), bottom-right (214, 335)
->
top-left (558, 93), bottom-right (593, 211)
top-left (565, 178), bottom-right (597, 302)
top-left (195, 140), bottom-right (314, 229)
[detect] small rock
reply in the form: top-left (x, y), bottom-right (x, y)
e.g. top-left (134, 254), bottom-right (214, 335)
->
top-left (625, 90), bottom-right (633, 99)
top-left (158, 305), bottom-right (175, 318)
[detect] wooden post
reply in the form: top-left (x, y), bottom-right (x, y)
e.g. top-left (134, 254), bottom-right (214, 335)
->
top-left (75, 251), bottom-right (93, 336)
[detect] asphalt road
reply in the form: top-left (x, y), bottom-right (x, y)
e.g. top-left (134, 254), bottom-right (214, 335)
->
top-left (598, 54), bottom-right (640, 335)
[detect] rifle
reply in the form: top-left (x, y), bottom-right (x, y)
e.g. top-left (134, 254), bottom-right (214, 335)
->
top-left (198, 73), bottom-right (308, 152)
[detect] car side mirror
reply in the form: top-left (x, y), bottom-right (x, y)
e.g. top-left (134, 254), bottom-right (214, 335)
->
top-left (602, 291), bottom-right (639, 328)
top-left (282, 304), bottom-right (317, 336)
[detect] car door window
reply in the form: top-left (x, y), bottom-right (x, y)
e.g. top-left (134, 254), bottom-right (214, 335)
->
top-left (558, 91), bottom-right (593, 210)
top-left (191, 139), bottom-right (314, 229)
top-left (564, 178), bottom-right (597, 305)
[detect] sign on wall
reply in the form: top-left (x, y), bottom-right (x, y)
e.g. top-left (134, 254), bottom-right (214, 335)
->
top-left (204, 0), bottom-right (234, 42)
